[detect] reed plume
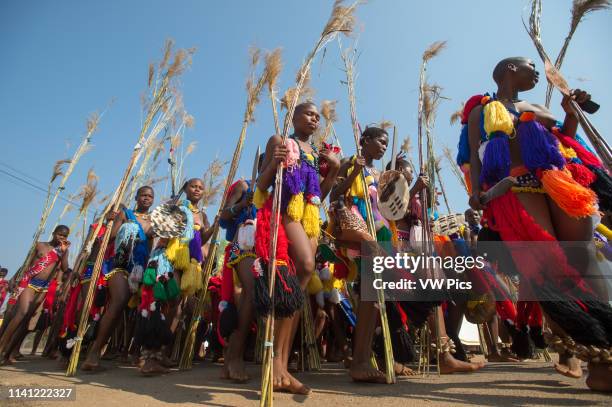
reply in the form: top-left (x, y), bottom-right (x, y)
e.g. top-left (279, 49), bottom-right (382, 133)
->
top-left (545, 0), bottom-right (610, 107)
top-left (67, 39), bottom-right (193, 376)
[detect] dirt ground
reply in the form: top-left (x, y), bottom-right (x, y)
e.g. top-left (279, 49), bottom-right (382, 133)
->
top-left (0, 355), bottom-right (611, 407)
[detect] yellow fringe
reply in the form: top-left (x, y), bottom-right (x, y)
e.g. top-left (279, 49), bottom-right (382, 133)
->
top-left (180, 261), bottom-right (199, 296)
top-left (596, 223), bottom-right (612, 241)
top-left (253, 188), bottom-right (269, 209)
top-left (193, 259), bottom-right (203, 292)
top-left (302, 202), bottom-right (320, 239)
top-left (540, 168), bottom-right (597, 218)
top-left (483, 100), bottom-right (514, 136)
top-left (511, 186), bottom-right (546, 194)
top-left (166, 238), bottom-right (190, 271)
top-left (104, 268), bottom-right (128, 281)
top-left (287, 192), bottom-right (305, 222)
top-left (307, 273), bottom-right (323, 295)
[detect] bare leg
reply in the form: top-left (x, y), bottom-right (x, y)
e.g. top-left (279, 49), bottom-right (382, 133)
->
top-left (224, 256), bottom-right (255, 382)
top-left (82, 274), bottom-right (130, 371)
top-left (0, 288), bottom-right (37, 360)
top-left (31, 327), bottom-right (46, 355)
top-left (272, 217), bottom-right (313, 395)
top-left (349, 300), bottom-right (387, 383)
top-left (430, 307), bottom-right (485, 374)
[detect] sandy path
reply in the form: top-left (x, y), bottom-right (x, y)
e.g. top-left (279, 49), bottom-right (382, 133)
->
top-left (0, 356), bottom-right (610, 406)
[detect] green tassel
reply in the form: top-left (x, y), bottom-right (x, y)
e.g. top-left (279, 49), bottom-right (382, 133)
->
top-left (143, 267), bottom-right (157, 286)
top-left (166, 278), bottom-right (180, 300)
top-left (153, 281), bottom-right (168, 302)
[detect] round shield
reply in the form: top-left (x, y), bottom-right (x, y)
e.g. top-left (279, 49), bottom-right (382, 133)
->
top-left (465, 292), bottom-right (496, 324)
top-left (377, 170), bottom-right (410, 221)
top-left (150, 203), bottom-right (187, 239)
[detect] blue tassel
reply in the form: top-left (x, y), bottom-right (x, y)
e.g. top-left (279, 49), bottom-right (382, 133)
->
top-left (518, 121), bottom-right (565, 172)
top-left (480, 134), bottom-right (511, 186)
top-left (456, 125), bottom-right (471, 166)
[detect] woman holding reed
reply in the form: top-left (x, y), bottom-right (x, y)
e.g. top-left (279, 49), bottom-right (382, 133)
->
top-left (255, 101), bottom-right (340, 394)
top-left (463, 56), bottom-right (612, 391)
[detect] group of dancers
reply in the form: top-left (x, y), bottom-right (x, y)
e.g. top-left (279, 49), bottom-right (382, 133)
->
top-left (0, 55), bottom-right (611, 395)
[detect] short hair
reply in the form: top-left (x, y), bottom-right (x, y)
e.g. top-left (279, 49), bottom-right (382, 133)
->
top-left (136, 185), bottom-right (153, 196)
top-left (54, 225), bottom-right (70, 235)
top-left (360, 126), bottom-right (388, 146)
top-left (0, 268), bottom-right (8, 274)
top-left (492, 57), bottom-right (528, 84)
top-left (182, 178), bottom-right (203, 192)
top-left (385, 158), bottom-right (412, 172)
top-left (293, 102), bottom-right (317, 117)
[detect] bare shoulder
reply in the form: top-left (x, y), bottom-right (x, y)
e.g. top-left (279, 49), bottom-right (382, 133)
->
top-left (468, 105), bottom-right (483, 123)
top-left (267, 134), bottom-right (283, 146)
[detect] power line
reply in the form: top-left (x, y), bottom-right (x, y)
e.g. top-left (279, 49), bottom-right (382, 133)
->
top-left (0, 168), bottom-right (78, 205)
top-left (0, 161), bottom-right (48, 188)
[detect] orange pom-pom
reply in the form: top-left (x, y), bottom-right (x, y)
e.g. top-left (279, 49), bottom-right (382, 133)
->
top-left (480, 95), bottom-right (491, 105)
top-left (540, 169), bottom-right (597, 218)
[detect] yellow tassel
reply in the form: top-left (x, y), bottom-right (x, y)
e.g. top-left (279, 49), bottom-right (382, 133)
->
top-left (166, 239), bottom-right (190, 270)
top-left (253, 188), bottom-right (269, 209)
top-left (307, 274), bottom-right (323, 295)
top-left (558, 143), bottom-right (578, 160)
top-left (180, 265), bottom-right (195, 296)
top-left (596, 223), bottom-right (612, 241)
top-left (287, 192), bottom-right (305, 222)
top-left (192, 259), bottom-right (203, 292)
top-left (540, 169), bottom-right (597, 218)
top-left (483, 100), bottom-right (514, 136)
top-left (302, 202), bottom-right (320, 239)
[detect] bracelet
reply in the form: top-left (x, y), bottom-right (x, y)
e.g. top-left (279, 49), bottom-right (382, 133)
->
top-left (229, 205), bottom-right (237, 216)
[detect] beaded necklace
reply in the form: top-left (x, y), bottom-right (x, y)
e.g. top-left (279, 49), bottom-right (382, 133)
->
top-left (290, 134), bottom-right (319, 174)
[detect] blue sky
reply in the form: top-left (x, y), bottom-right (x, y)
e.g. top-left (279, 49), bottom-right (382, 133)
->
top-left (1, 0), bottom-right (610, 275)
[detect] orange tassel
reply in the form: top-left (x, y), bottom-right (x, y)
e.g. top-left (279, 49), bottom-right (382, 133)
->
top-left (539, 169), bottom-right (597, 218)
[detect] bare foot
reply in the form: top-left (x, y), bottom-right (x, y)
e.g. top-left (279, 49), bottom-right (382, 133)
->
top-left (349, 361), bottom-right (388, 383)
top-left (487, 353), bottom-right (519, 363)
top-left (273, 357), bottom-right (311, 395)
top-left (554, 354), bottom-right (582, 379)
top-left (140, 358), bottom-right (169, 376)
top-left (226, 356), bottom-right (250, 383)
top-left (439, 352), bottom-right (485, 374)
top-left (585, 362), bottom-right (612, 392)
top-left (394, 362), bottom-right (417, 376)
top-left (81, 362), bottom-right (107, 373)
top-left (159, 353), bottom-right (178, 368)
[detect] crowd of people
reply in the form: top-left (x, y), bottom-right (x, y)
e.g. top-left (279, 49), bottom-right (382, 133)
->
top-left (0, 56), bottom-right (611, 397)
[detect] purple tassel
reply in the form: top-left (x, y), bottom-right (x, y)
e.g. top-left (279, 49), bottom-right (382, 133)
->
top-left (518, 120), bottom-right (565, 172)
top-left (304, 163), bottom-right (321, 198)
top-left (281, 161), bottom-right (308, 212)
top-left (480, 134), bottom-right (511, 186)
top-left (189, 230), bottom-right (203, 262)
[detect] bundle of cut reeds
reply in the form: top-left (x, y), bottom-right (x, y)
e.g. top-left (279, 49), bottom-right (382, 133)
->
top-left (543, 0), bottom-right (611, 107)
top-left (261, 3), bottom-right (363, 404)
top-left (16, 111), bottom-right (103, 283)
top-left (179, 47), bottom-right (269, 371)
top-left (66, 39), bottom-right (192, 376)
top-left (524, 0), bottom-right (612, 168)
top-left (417, 40), bottom-right (446, 375)
top-left (340, 42), bottom-right (395, 384)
